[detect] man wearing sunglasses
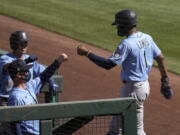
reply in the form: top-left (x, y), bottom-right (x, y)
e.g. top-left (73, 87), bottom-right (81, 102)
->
top-left (0, 31), bottom-right (59, 104)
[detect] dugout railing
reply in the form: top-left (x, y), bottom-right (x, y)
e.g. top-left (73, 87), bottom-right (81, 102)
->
top-left (0, 98), bottom-right (137, 135)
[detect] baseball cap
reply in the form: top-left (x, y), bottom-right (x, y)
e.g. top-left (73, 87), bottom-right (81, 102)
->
top-left (8, 59), bottom-right (32, 73)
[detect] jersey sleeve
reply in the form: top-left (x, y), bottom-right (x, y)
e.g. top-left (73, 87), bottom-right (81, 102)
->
top-left (0, 55), bottom-right (10, 65)
top-left (87, 53), bottom-right (116, 70)
top-left (27, 77), bottom-right (42, 94)
top-left (150, 38), bottom-right (162, 58)
top-left (0, 55), bottom-right (11, 74)
top-left (32, 61), bottom-right (46, 77)
top-left (109, 42), bottom-right (130, 66)
top-left (0, 57), bottom-right (4, 76)
top-left (0, 55), bottom-right (12, 91)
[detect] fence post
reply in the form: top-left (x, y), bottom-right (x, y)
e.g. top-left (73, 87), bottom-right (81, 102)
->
top-left (43, 75), bottom-right (64, 103)
top-left (40, 120), bottom-right (53, 135)
top-left (123, 101), bottom-right (137, 135)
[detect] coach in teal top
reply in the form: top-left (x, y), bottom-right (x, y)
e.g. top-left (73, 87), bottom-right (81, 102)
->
top-left (8, 77), bottom-right (40, 135)
top-left (8, 53), bottom-right (68, 135)
top-left (77, 9), bottom-right (173, 135)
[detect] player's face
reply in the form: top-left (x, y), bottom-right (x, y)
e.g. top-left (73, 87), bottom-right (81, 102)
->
top-left (15, 42), bottom-right (28, 56)
top-left (117, 25), bottom-right (130, 37)
top-left (17, 71), bottom-right (29, 83)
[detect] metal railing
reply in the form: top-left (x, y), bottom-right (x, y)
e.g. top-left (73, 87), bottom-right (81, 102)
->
top-left (0, 98), bottom-right (137, 135)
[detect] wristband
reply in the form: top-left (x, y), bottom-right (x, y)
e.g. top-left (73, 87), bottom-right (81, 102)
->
top-left (86, 50), bottom-right (92, 57)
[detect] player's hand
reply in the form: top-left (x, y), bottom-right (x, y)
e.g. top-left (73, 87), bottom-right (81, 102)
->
top-left (77, 45), bottom-right (90, 56)
top-left (160, 76), bottom-right (173, 99)
top-left (57, 53), bottom-right (68, 63)
top-left (24, 54), bottom-right (38, 63)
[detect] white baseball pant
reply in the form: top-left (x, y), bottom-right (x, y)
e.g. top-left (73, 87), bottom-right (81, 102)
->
top-left (107, 80), bottom-right (150, 135)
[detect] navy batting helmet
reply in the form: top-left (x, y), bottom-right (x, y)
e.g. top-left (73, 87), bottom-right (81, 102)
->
top-left (112, 9), bottom-right (137, 27)
top-left (9, 31), bottom-right (29, 50)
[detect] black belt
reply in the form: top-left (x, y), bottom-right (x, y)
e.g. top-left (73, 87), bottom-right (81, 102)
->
top-left (0, 97), bottom-right (8, 102)
top-left (122, 80), bottom-right (127, 83)
top-left (0, 98), bottom-right (8, 106)
top-left (22, 132), bottom-right (37, 135)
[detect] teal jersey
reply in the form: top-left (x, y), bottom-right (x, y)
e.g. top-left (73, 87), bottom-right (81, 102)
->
top-left (109, 32), bottom-right (161, 81)
top-left (8, 77), bottom-right (42, 135)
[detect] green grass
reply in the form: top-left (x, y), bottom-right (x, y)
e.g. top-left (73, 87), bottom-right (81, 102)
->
top-left (0, 0), bottom-right (180, 74)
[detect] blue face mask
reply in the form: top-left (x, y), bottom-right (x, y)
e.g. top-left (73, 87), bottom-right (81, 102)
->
top-left (20, 71), bottom-right (31, 82)
top-left (24, 71), bottom-right (31, 82)
top-left (117, 25), bottom-right (130, 36)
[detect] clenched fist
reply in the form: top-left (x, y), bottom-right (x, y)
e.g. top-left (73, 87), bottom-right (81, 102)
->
top-left (77, 45), bottom-right (91, 56)
top-left (57, 53), bottom-right (68, 63)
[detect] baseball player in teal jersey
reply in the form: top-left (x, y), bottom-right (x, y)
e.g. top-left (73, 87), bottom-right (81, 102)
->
top-left (0, 31), bottom-right (58, 101)
top-left (77, 9), bottom-right (173, 135)
top-left (7, 53), bottom-right (68, 135)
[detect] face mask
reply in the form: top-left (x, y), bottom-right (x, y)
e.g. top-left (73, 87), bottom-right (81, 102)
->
top-left (24, 71), bottom-right (31, 82)
top-left (117, 25), bottom-right (130, 36)
top-left (19, 71), bottom-right (31, 82)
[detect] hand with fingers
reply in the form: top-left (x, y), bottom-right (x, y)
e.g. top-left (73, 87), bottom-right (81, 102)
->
top-left (77, 45), bottom-right (91, 56)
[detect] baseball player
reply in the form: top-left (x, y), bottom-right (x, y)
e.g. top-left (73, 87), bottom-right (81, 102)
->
top-left (77, 9), bottom-right (173, 135)
top-left (7, 53), bottom-right (68, 135)
top-left (0, 31), bottom-right (59, 104)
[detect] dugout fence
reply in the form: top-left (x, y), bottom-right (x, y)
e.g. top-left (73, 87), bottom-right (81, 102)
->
top-left (0, 98), bottom-right (137, 135)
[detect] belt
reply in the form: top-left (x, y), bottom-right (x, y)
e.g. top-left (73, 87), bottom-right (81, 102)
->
top-left (22, 132), bottom-right (38, 135)
top-left (0, 98), bottom-right (8, 106)
top-left (122, 80), bottom-right (127, 83)
top-left (0, 97), bottom-right (8, 102)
